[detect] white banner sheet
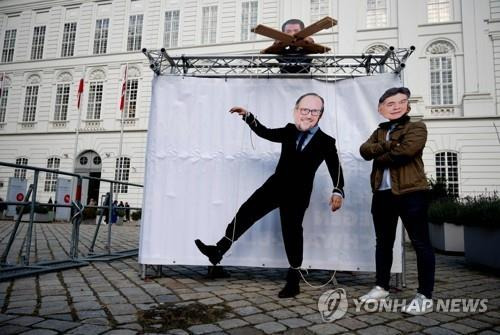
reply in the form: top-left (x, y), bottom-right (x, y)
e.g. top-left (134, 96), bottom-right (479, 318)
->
top-left (140, 73), bottom-right (403, 272)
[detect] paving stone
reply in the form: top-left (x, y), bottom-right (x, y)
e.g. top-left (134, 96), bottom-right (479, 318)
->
top-left (0, 314), bottom-right (17, 323)
top-left (6, 307), bottom-right (36, 315)
top-left (307, 323), bottom-right (348, 334)
top-left (422, 327), bottom-right (460, 335)
top-left (66, 324), bottom-right (111, 334)
top-left (357, 325), bottom-right (402, 335)
top-left (227, 326), bottom-right (264, 335)
top-left (0, 325), bottom-right (30, 335)
top-left (356, 314), bottom-right (388, 325)
top-left (282, 328), bottom-right (313, 335)
top-left (259, 303), bottom-right (281, 311)
top-left (33, 319), bottom-right (80, 332)
top-left (199, 297), bottom-right (224, 305)
top-left (166, 329), bottom-right (190, 335)
top-left (279, 318), bottom-right (311, 328)
top-left (335, 317), bottom-right (369, 330)
top-left (267, 309), bottom-right (298, 319)
top-left (234, 306), bottom-right (262, 316)
top-left (114, 314), bottom-right (138, 324)
top-left (81, 317), bottom-right (109, 325)
top-left (477, 331), bottom-right (500, 335)
top-left (387, 320), bottom-right (423, 332)
top-left (406, 315), bottom-right (441, 327)
top-left (106, 303), bottom-right (136, 315)
top-left (302, 313), bottom-right (324, 324)
top-left (255, 321), bottom-right (287, 334)
top-left (18, 330), bottom-right (58, 335)
top-left (46, 314), bottom-right (74, 321)
top-left (441, 322), bottom-right (478, 334)
top-left (218, 318), bottom-right (249, 329)
top-left (77, 310), bottom-right (107, 319)
top-left (103, 329), bottom-right (137, 334)
top-left (73, 301), bottom-right (102, 311)
top-left (188, 323), bottom-right (223, 334)
top-left (243, 313), bottom-right (275, 324)
top-left (6, 316), bottom-right (44, 326)
top-left (227, 300), bottom-right (252, 308)
top-left (156, 294), bottom-right (180, 303)
top-left (456, 318), bottom-right (491, 329)
top-left (289, 305), bottom-right (316, 315)
top-left (7, 300), bottom-right (37, 308)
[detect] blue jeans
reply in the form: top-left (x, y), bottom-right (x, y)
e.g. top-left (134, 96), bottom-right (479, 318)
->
top-left (371, 190), bottom-right (435, 298)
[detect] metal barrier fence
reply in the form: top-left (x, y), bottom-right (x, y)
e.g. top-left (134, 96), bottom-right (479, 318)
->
top-left (0, 161), bottom-right (143, 281)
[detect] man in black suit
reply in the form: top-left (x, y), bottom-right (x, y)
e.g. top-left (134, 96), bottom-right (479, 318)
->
top-left (195, 93), bottom-right (344, 298)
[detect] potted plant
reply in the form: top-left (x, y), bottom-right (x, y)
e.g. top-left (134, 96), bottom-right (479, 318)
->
top-left (458, 195), bottom-right (500, 269)
top-left (82, 206), bottom-right (98, 224)
top-left (427, 179), bottom-right (464, 253)
top-left (0, 198), bottom-right (6, 220)
top-left (428, 198), bottom-right (463, 253)
top-left (17, 202), bottom-right (50, 222)
top-left (131, 209), bottom-right (141, 223)
top-left (116, 208), bottom-right (126, 225)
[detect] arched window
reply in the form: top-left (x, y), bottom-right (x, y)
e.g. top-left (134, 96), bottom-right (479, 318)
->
top-left (0, 75), bottom-right (11, 123)
top-left (45, 157), bottom-right (60, 192)
top-left (87, 69), bottom-right (105, 120)
top-left (54, 72), bottom-right (72, 121)
top-left (124, 66), bottom-right (140, 119)
top-left (365, 44), bottom-right (389, 73)
top-left (14, 157), bottom-right (28, 179)
top-left (114, 156), bottom-right (131, 193)
top-left (426, 40), bottom-right (455, 106)
top-left (435, 151), bottom-right (459, 197)
top-left (23, 75), bottom-right (40, 122)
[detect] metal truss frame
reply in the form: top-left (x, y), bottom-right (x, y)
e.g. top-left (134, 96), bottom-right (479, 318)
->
top-left (143, 46), bottom-right (414, 79)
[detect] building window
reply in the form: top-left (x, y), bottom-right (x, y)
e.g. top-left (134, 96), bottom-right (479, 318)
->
top-left (0, 77), bottom-right (9, 123)
top-left (428, 0), bottom-right (451, 23)
top-left (45, 157), bottom-right (60, 192)
top-left (365, 44), bottom-right (389, 73)
top-left (435, 152), bottom-right (459, 197)
top-left (87, 81), bottom-right (103, 119)
top-left (30, 26), bottom-right (46, 60)
top-left (14, 157), bottom-right (28, 179)
top-left (113, 157), bottom-right (130, 193)
top-left (201, 6), bottom-right (217, 44)
top-left (61, 22), bottom-right (77, 57)
top-left (93, 18), bottom-right (109, 54)
top-left (427, 41), bottom-right (455, 105)
top-left (127, 14), bottom-right (143, 51)
top-left (241, 1), bottom-right (258, 41)
top-left (23, 85), bottom-right (38, 122)
top-left (54, 83), bottom-right (70, 121)
top-left (124, 78), bottom-right (139, 118)
top-left (164, 10), bottom-right (180, 48)
top-left (2, 29), bottom-right (16, 63)
top-left (366, 0), bottom-right (387, 28)
top-left (311, 0), bottom-right (329, 22)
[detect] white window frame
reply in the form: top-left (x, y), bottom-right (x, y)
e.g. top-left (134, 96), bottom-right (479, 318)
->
top-left (201, 6), bottom-right (218, 45)
top-left (54, 83), bottom-right (70, 121)
top-left (0, 83), bottom-right (9, 123)
top-left (241, 1), bottom-right (258, 41)
top-left (310, 0), bottom-right (329, 22)
top-left (31, 26), bottom-right (46, 60)
top-left (2, 29), bottom-right (16, 63)
top-left (127, 14), bottom-right (143, 51)
top-left (113, 157), bottom-right (131, 193)
top-left (427, 0), bottom-right (452, 23)
top-left (45, 157), bottom-right (60, 192)
top-left (86, 81), bottom-right (103, 120)
top-left (435, 151), bottom-right (459, 197)
top-left (366, 0), bottom-right (388, 28)
top-left (93, 18), bottom-right (109, 55)
top-left (164, 10), bottom-right (180, 48)
top-left (22, 85), bottom-right (38, 122)
top-left (61, 22), bottom-right (77, 57)
top-left (14, 157), bottom-right (28, 179)
top-left (124, 78), bottom-right (139, 119)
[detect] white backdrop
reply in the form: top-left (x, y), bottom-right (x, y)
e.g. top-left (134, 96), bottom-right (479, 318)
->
top-left (139, 73), bottom-right (403, 272)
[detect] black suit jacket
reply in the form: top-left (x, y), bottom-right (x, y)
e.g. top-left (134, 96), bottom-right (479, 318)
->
top-left (244, 113), bottom-right (344, 207)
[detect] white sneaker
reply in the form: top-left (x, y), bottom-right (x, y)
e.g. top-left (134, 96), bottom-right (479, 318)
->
top-left (359, 286), bottom-right (390, 303)
top-left (402, 293), bottom-right (433, 315)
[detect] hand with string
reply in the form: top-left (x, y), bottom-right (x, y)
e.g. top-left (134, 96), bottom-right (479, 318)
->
top-left (229, 106), bottom-right (248, 117)
top-left (329, 194), bottom-right (342, 212)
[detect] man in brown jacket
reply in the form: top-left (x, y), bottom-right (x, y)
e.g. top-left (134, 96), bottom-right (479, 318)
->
top-left (359, 87), bottom-right (435, 315)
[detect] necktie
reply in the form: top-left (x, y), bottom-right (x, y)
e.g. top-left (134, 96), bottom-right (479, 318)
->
top-left (296, 131), bottom-right (310, 151)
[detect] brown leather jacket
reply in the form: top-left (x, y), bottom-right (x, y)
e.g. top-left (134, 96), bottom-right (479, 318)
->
top-left (359, 115), bottom-right (428, 195)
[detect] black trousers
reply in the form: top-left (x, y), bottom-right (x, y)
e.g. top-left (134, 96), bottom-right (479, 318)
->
top-left (222, 178), bottom-right (307, 269)
top-left (371, 190), bottom-right (435, 298)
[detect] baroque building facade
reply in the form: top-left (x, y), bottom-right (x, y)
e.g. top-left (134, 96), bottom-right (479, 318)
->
top-left (0, 0), bottom-right (499, 206)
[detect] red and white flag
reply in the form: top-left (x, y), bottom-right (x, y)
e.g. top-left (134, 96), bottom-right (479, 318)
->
top-left (76, 78), bottom-right (84, 109)
top-left (119, 65), bottom-right (128, 111)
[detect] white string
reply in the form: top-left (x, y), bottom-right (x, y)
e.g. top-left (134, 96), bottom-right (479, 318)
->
top-left (292, 266), bottom-right (338, 289)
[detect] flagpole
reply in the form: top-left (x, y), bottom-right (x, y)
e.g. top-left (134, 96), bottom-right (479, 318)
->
top-left (73, 67), bottom-right (85, 173)
top-left (117, 63), bottom-right (128, 197)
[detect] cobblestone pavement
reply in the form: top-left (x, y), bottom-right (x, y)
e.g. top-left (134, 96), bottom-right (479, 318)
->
top-left (0, 221), bottom-right (499, 334)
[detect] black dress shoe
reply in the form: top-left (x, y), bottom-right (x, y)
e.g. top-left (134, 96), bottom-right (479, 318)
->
top-left (194, 239), bottom-right (223, 265)
top-left (278, 283), bottom-right (300, 298)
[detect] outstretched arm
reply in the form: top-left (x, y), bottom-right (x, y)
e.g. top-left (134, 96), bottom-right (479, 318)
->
top-left (229, 106), bottom-right (287, 143)
top-left (324, 138), bottom-right (345, 212)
